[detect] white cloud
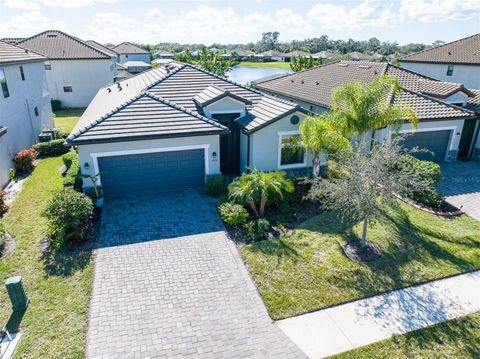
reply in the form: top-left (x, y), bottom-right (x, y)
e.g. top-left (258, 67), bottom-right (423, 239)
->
top-left (308, 0), bottom-right (396, 31)
top-left (274, 8), bottom-right (311, 33)
top-left (38, 0), bottom-right (116, 7)
top-left (145, 8), bottom-right (165, 19)
top-left (399, 0), bottom-right (480, 22)
top-left (0, 11), bottom-right (65, 36)
top-left (3, 0), bottom-right (40, 10)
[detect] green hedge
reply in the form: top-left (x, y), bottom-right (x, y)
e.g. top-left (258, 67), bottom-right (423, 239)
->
top-left (51, 99), bottom-right (62, 111)
top-left (63, 152), bottom-right (82, 191)
top-left (34, 139), bottom-right (70, 157)
top-left (62, 151), bottom-right (77, 170)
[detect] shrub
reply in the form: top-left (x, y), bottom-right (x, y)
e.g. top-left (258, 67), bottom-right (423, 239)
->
top-left (34, 139), bottom-right (70, 157)
top-left (395, 154), bottom-right (443, 208)
top-left (13, 148), bottom-right (37, 173)
top-left (63, 153), bottom-right (82, 191)
top-left (9, 168), bottom-right (15, 181)
top-left (0, 190), bottom-right (8, 216)
top-left (270, 202), bottom-right (294, 225)
top-left (43, 188), bottom-right (93, 249)
top-left (245, 218), bottom-right (270, 242)
top-left (55, 129), bottom-right (70, 139)
top-left (51, 99), bottom-right (62, 111)
top-left (62, 151), bottom-right (77, 170)
top-left (0, 219), bottom-right (5, 252)
top-left (218, 202), bottom-right (249, 226)
top-left (205, 174), bottom-right (229, 197)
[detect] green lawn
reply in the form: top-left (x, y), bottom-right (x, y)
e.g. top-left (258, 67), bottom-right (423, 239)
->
top-left (0, 110), bottom-right (90, 358)
top-left (54, 108), bottom-right (86, 133)
top-left (237, 61), bottom-right (292, 69)
top-left (333, 312), bottom-right (480, 358)
top-left (241, 201), bottom-right (480, 319)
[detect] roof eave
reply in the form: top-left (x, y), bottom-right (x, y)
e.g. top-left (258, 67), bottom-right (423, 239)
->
top-left (241, 106), bottom-right (302, 134)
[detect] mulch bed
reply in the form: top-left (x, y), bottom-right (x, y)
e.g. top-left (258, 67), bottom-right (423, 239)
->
top-left (342, 240), bottom-right (383, 262)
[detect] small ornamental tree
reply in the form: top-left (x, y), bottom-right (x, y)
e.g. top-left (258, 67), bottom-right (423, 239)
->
top-left (308, 138), bottom-right (433, 257)
top-left (290, 55), bottom-right (321, 72)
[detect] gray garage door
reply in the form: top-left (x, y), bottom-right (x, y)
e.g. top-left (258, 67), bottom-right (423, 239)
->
top-left (98, 149), bottom-right (205, 198)
top-left (399, 130), bottom-right (451, 163)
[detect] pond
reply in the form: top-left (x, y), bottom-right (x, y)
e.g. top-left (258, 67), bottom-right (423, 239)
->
top-left (228, 66), bottom-right (293, 85)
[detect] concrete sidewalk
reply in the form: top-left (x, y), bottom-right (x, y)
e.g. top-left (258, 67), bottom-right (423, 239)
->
top-left (277, 270), bottom-right (480, 358)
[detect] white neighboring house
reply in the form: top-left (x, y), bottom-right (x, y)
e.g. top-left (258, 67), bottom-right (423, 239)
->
top-left (16, 30), bottom-right (117, 108)
top-left (0, 41), bottom-right (54, 187)
top-left (400, 34), bottom-right (480, 89)
top-left (112, 42), bottom-right (151, 64)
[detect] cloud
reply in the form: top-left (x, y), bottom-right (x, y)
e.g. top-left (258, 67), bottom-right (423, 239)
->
top-left (274, 8), bottom-right (311, 33)
top-left (145, 8), bottom-right (165, 19)
top-left (308, 0), bottom-right (396, 31)
top-left (0, 11), bottom-right (65, 36)
top-left (399, 0), bottom-right (480, 22)
top-left (3, 0), bottom-right (40, 10)
top-left (38, 0), bottom-right (117, 7)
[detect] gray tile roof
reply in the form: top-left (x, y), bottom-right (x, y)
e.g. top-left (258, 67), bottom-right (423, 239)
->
top-left (113, 42), bottom-right (150, 54)
top-left (348, 52), bottom-right (372, 60)
top-left (0, 40), bottom-right (47, 65)
top-left (255, 60), bottom-right (476, 121)
top-left (1, 38), bottom-right (26, 44)
top-left (85, 40), bottom-right (119, 57)
top-left (400, 33), bottom-right (480, 65)
top-left (16, 30), bottom-right (111, 60)
top-left (466, 89), bottom-right (480, 113)
top-left (68, 61), bottom-right (298, 144)
top-left (193, 85), bottom-right (252, 107)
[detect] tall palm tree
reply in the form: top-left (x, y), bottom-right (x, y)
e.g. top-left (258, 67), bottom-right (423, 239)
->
top-left (332, 74), bottom-right (418, 149)
top-left (298, 114), bottom-right (352, 177)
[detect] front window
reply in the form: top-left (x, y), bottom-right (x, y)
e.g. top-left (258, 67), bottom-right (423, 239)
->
top-left (63, 86), bottom-right (73, 92)
top-left (44, 62), bottom-right (51, 70)
top-left (280, 133), bottom-right (304, 167)
top-left (446, 65), bottom-right (454, 76)
top-left (0, 69), bottom-right (9, 98)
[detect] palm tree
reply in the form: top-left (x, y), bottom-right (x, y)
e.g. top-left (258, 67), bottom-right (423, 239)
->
top-left (228, 174), bottom-right (259, 217)
top-left (298, 114), bottom-right (352, 177)
top-left (332, 74), bottom-right (418, 149)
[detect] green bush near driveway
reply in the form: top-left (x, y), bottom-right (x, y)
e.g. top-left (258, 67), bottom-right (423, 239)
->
top-left (245, 218), bottom-right (271, 242)
top-left (241, 201), bottom-right (480, 319)
top-left (34, 139), bottom-right (70, 157)
top-left (205, 174), bottom-right (229, 197)
top-left (218, 202), bottom-right (249, 226)
top-left (63, 152), bottom-right (82, 191)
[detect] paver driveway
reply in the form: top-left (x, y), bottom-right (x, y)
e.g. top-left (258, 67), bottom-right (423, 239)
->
top-left (438, 161), bottom-right (480, 220)
top-left (87, 190), bottom-right (305, 358)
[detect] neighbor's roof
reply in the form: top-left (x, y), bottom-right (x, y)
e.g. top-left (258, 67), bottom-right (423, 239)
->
top-left (466, 89), bottom-right (480, 113)
top-left (285, 50), bottom-right (311, 57)
top-left (85, 40), bottom-right (119, 57)
top-left (0, 40), bottom-right (47, 66)
top-left (1, 38), bottom-right (26, 44)
top-left (348, 52), bottom-right (372, 60)
top-left (258, 50), bottom-right (287, 57)
top-left (400, 33), bottom-right (480, 65)
top-left (123, 61), bottom-right (151, 67)
top-left (113, 42), bottom-right (150, 54)
top-left (16, 30), bottom-right (111, 60)
top-left (68, 61), bottom-right (299, 144)
top-left (255, 60), bottom-right (476, 121)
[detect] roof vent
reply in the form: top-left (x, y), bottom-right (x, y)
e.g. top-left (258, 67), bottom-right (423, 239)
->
top-left (291, 79), bottom-right (294, 83)
top-left (301, 80), bottom-right (304, 84)
top-left (316, 81), bottom-right (319, 85)
top-left (448, 51), bottom-right (451, 55)
top-left (107, 88), bottom-right (111, 93)
top-left (338, 63), bottom-right (349, 67)
top-left (117, 82), bottom-right (122, 91)
top-left (47, 34), bottom-right (57, 38)
top-left (359, 65), bottom-right (371, 69)
top-left (373, 70), bottom-right (378, 75)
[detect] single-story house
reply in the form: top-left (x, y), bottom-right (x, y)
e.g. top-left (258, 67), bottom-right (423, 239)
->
top-left (67, 62), bottom-right (308, 197)
top-left (256, 50), bottom-right (289, 62)
top-left (156, 50), bottom-right (175, 59)
top-left (112, 42), bottom-right (151, 65)
top-left (255, 60), bottom-right (480, 163)
top-left (400, 33), bottom-right (480, 89)
top-left (348, 52), bottom-right (373, 61)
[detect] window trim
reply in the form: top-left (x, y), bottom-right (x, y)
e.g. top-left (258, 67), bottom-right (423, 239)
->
top-left (277, 131), bottom-right (306, 169)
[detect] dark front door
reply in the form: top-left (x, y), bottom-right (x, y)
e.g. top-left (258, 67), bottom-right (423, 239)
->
top-left (458, 118), bottom-right (478, 160)
top-left (212, 113), bottom-right (241, 175)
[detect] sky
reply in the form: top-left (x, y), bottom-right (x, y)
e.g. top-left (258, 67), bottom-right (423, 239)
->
top-left (0, 0), bottom-right (479, 45)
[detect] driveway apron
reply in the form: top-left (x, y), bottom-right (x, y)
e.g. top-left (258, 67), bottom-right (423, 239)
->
top-left (87, 190), bottom-right (305, 358)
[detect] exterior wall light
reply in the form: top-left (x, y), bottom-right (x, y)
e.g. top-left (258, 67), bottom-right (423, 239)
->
top-left (456, 132), bottom-right (461, 137)
top-left (84, 162), bottom-right (90, 169)
top-left (212, 151), bottom-right (217, 160)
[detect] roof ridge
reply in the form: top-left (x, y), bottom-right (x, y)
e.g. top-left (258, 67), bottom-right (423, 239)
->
top-left (401, 88), bottom-right (476, 116)
top-left (401, 33), bottom-right (480, 62)
top-left (143, 62), bottom-right (187, 91)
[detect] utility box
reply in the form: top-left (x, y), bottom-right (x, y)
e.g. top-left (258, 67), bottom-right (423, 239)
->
top-left (5, 276), bottom-right (29, 312)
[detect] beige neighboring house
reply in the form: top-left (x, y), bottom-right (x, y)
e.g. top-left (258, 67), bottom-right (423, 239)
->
top-left (255, 60), bottom-right (480, 163)
top-left (400, 34), bottom-right (480, 89)
top-left (0, 41), bottom-right (54, 187)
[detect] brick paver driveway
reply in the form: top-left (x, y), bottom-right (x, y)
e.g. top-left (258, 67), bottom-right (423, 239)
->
top-left (87, 190), bottom-right (305, 358)
top-left (438, 161), bottom-right (480, 220)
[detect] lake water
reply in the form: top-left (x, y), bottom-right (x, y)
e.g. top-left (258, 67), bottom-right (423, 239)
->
top-left (228, 66), bottom-right (293, 85)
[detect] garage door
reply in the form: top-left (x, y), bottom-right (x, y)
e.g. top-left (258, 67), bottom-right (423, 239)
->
top-left (98, 149), bottom-right (205, 198)
top-left (399, 130), bottom-right (451, 163)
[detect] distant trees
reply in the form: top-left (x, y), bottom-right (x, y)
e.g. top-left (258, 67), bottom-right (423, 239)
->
top-left (175, 46), bottom-right (234, 77)
top-left (290, 56), bottom-right (321, 72)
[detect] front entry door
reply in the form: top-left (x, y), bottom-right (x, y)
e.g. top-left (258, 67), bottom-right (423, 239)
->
top-left (212, 113), bottom-right (241, 175)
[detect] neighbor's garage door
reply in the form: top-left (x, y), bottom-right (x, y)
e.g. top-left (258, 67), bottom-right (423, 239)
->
top-left (399, 130), bottom-right (451, 163)
top-left (98, 149), bottom-right (205, 197)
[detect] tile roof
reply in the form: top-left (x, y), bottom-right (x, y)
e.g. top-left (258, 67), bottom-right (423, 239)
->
top-left (255, 60), bottom-right (476, 121)
top-left (400, 33), bottom-right (480, 65)
top-left (0, 40), bottom-right (47, 65)
top-left (16, 30), bottom-right (111, 60)
top-left (68, 61), bottom-right (298, 144)
top-left (466, 89), bottom-right (480, 113)
top-left (113, 42), bottom-right (150, 54)
top-left (348, 52), bottom-right (372, 60)
top-left (85, 40), bottom-right (119, 57)
top-left (193, 85), bottom-right (252, 107)
top-left (123, 61), bottom-right (151, 68)
top-left (285, 50), bottom-right (312, 57)
top-left (1, 38), bottom-right (26, 44)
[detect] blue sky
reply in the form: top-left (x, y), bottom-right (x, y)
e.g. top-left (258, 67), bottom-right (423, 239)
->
top-left (1, 0), bottom-right (479, 45)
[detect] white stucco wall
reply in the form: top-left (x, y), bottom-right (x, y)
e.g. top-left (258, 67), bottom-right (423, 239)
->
top-left (76, 135), bottom-right (221, 188)
top-left (249, 110), bottom-right (313, 172)
top-left (46, 58), bottom-right (116, 108)
top-left (0, 61), bottom-right (53, 187)
top-left (203, 97), bottom-right (247, 118)
top-left (401, 62), bottom-right (480, 90)
top-left (119, 53), bottom-right (151, 64)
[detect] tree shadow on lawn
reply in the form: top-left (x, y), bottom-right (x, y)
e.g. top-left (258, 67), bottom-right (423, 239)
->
top-left (41, 246), bottom-right (92, 277)
top-left (248, 238), bottom-right (301, 265)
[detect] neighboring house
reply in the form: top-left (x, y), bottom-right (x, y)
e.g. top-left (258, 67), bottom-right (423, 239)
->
top-left (115, 63), bottom-right (132, 81)
top-left (156, 50), bottom-right (175, 59)
top-left (313, 51), bottom-right (338, 61)
top-left (255, 60), bottom-right (480, 163)
top-left (86, 40), bottom-right (120, 63)
top-left (230, 50), bottom-right (255, 60)
top-left (122, 61), bottom-right (151, 73)
top-left (67, 62), bottom-right (308, 197)
top-left (0, 41), bottom-right (54, 187)
top-left (257, 50), bottom-right (289, 62)
top-left (113, 42), bottom-right (151, 64)
top-left (16, 30), bottom-right (117, 108)
top-left (348, 52), bottom-right (373, 61)
top-left (400, 34), bottom-right (480, 89)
